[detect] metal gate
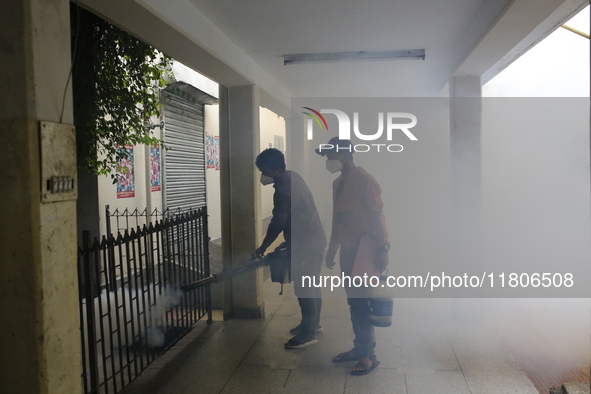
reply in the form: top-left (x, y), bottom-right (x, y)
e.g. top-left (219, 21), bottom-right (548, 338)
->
top-left (161, 83), bottom-right (217, 211)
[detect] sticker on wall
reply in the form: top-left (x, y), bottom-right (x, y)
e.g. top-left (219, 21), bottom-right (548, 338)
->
top-left (214, 136), bottom-right (220, 171)
top-left (116, 145), bottom-right (135, 199)
top-left (206, 134), bottom-right (215, 169)
top-left (150, 145), bottom-right (161, 192)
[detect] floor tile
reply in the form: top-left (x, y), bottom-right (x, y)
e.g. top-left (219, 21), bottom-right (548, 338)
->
top-left (464, 370), bottom-right (538, 394)
top-left (283, 366), bottom-right (347, 394)
top-left (319, 297), bottom-right (352, 317)
top-left (452, 342), bottom-right (522, 373)
top-left (241, 335), bottom-right (299, 368)
top-left (259, 314), bottom-right (303, 337)
top-left (293, 336), bottom-right (357, 367)
top-left (401, 338), bottom-right (461, 372)
top-left (374, 338), bottom-right (403, 369)
top-left (406, 371), bottom-right (471, 394)
top-left (345, 368), bottom-right (406, 394)
top-left (273, 298), bottom-right (302, 317)
top-left (316, 316), bottom-right (354, 339)
top-left (220, 365), bottom-right (291, 394)
top-left (242, 334), bottom-right (352, 368)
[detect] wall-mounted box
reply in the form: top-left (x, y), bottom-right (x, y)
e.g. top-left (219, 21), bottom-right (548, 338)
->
top-left (40, 121), bottom-right (78, 203)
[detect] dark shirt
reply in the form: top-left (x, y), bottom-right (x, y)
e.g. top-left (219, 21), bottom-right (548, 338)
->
top-left (261, 170), bottom-right (326, 254)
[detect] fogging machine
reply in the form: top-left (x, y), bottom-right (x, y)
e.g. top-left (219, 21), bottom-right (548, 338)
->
top-left (181, 243), bottom-right (291, 293)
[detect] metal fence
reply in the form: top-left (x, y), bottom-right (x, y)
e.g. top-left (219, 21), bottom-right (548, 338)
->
top-left (105, 206), bottom-right (192, 237)
top-left (78, 207), bottom-right (211, 394)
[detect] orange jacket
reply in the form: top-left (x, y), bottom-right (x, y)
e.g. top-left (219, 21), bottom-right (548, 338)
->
top-left (328, 166), bottom-right (389, 253)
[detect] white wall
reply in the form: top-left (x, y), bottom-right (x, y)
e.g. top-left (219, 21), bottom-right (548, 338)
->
top-left (476, 5), bottom-right (591, 352)
top-left (480, 7), bottom-right (590, 271)
top-left (258, 106), bottom-right (286, 219)
top-left (97, 127), bottom-right (163, 236)
top-left (202, 104), bottom-right (286, 240)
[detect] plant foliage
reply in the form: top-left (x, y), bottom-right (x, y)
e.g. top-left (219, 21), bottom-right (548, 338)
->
top-left (71, 5), bottom-right (171, 178)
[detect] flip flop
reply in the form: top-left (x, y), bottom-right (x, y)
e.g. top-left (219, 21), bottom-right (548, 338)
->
top-left (350, 357), bottom-right (380, 376)
top-left (332, 350), bottom-right (361, 363)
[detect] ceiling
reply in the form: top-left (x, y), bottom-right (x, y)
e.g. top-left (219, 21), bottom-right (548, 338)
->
top-left (186, 0), bottom-right (508, 97)
top-left (81, 0), bottom-right (585, 107)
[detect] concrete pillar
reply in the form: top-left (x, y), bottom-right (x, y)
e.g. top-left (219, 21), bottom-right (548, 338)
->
top-left (219, 85), bottom-right (264, 319)
top-left (449, 76), bottom-right (483, 318)
top-left (286, 115), bottom-right (314, 178)
top-left (450, 76), bottom-right (482, 255)
top-left (0, 0), bottom-right (82, 393)
top-left (285, 117), bottom-right (293, 169)
top-left (290, 116), bottom-right (306, 175)
top-left (219, 86), bottom-right (234, 319)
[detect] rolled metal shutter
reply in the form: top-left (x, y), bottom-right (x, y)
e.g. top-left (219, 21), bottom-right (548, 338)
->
top-left (161, 87), bottom-right (206, 211)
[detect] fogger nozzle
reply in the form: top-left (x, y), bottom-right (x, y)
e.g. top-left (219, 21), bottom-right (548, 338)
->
top-left (180, 255), bottom-right (265, 293)
top-left (181, 244), bottom-right (291, 293)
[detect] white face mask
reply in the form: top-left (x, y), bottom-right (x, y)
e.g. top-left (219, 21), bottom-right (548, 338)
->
top-left (260, 174), bottom-right (275, 185)
top-left (260, 169), bottom-right (278, 185)
top-left (326, 159), bottom-right (343, 174)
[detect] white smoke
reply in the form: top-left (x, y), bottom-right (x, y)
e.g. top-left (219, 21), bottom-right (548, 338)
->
top-left (82, 284), bottom-right (183, 358)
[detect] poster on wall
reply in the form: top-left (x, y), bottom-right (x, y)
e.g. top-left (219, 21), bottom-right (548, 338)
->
top-left (150, 145), bottom-right (161, 192)
top-left (214, 136), bottom-right (220, 171)
top-left (206, 134), bottom-right (215, 169)
top-left (116, 145), bottom-right (135, 199)
top-left (206, 134), bottom-right (220, 170)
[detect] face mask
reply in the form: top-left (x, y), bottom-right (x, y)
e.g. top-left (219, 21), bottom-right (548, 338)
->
top-left (260, 170), bottom-right (278, 185)
top-left (260, 174), bottom-right (274, 185)
top-left (326, 159), bottom-right (343, 174)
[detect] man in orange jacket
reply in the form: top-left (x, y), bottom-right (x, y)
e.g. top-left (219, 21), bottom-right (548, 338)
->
top-left (316, 137), bottom-right (390, 375)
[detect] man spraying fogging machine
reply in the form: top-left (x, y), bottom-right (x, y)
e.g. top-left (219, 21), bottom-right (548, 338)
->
top-left (182, 148), bottom-right (326, 350)
top-left (255, 148), bottom-right (327, 349)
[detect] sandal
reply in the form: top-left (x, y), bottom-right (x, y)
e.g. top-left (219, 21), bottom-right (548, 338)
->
top-left (332, 349), bottom-right (361, 363)
top-left (350, 356), bottom-right (380, 376)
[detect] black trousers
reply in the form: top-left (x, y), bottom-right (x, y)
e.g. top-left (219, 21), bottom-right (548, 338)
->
top-left (297, 297), bottom-right (322, 339)
top-left (340, 248), bottom-right (376, 357)
top-left (293, 248), bottom-right (324, 339)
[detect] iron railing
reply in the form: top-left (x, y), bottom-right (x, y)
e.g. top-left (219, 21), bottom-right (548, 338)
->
top-left (105, 206), bottom-right (194, 238)
top-left (78, 207), bottom-right (211, 394)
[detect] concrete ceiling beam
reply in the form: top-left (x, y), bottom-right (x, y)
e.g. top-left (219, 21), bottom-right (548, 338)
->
top-left (455, 0), bottom-right (588, 83)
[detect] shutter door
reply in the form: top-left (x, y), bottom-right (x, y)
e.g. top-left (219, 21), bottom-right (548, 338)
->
top-left (162, 90), bottom-right (206, 211)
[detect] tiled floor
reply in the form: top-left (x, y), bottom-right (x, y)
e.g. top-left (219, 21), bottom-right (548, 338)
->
top-left (131, 277), bottom-right (548, 394)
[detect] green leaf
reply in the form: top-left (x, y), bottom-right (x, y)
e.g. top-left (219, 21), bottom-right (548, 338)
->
top-left (72, 5), bottom-right (171, 177)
